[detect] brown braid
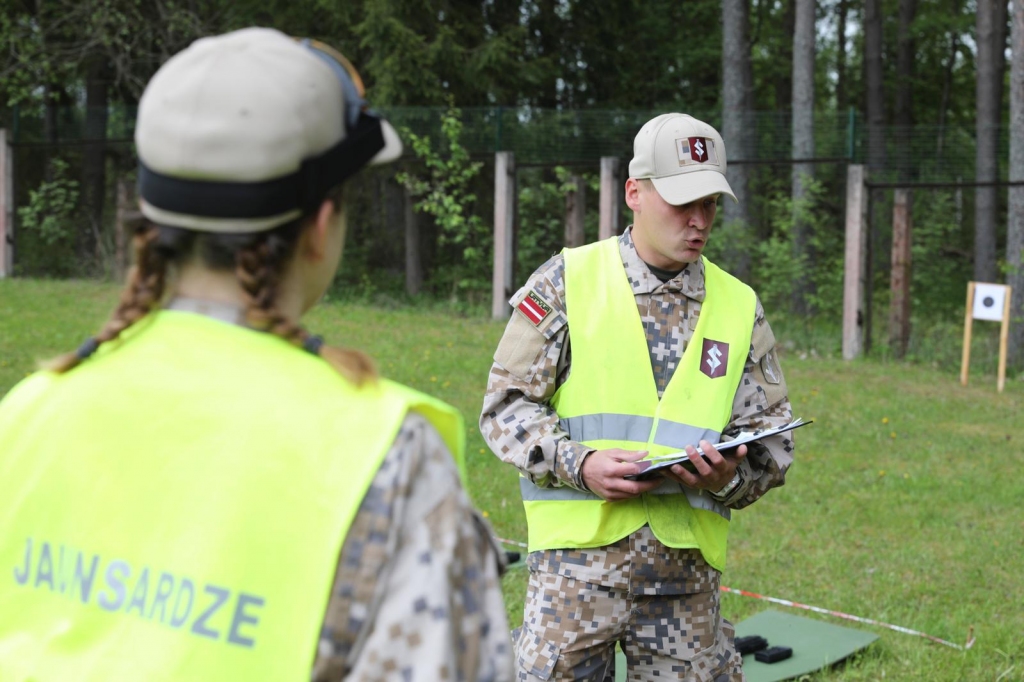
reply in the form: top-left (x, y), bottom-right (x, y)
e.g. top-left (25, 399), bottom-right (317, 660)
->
top-left (46, 223), bottom-right (172, 373)
top-left (47, 186), bottom-right (372, 384)
top-left (235, 231), bottom-right (376, 386)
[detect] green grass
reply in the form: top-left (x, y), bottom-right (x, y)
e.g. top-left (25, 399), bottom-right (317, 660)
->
top-left (2, 279), bottom-right (1022, 681)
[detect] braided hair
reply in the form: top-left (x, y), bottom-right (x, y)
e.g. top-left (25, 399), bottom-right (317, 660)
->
top-left (47, 223), bottom-right (175, 373)
top-left (49, 191), bottom-right (375, 385)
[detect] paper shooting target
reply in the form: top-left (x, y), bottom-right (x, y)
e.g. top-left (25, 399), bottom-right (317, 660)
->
top-left (971, 283), bottom-right (1009, 322)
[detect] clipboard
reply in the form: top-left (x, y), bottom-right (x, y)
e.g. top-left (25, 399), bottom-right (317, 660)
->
top-left (624, 419), bottom-right (812, 481)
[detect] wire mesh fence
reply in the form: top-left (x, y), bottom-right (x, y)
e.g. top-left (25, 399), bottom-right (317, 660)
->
top-left (0, 104), bottom-right (1014, 294)
top-left (4, 104), bottom-right (1005, 178)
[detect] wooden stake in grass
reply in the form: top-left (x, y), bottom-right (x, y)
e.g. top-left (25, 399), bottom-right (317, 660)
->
top-left (960, 281), bottom-right (1013, 392)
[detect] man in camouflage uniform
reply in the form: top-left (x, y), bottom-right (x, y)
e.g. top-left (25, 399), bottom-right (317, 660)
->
top-left (480, 113), bottom-right (795, 681)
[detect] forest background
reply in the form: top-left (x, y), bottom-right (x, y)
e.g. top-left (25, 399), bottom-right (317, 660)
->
top-left (2, 0), bottom-right (1024, 373)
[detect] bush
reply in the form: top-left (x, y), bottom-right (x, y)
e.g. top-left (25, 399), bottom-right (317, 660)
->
top-left (397, 102), bottom-right (488, 298)
top-left (15, 159), bottom-right (83, 277)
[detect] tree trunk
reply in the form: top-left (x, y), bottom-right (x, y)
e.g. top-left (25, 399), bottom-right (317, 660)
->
top-left (722, 0), bottom-right (754, 281)
top-left (864, 0), bottom-right (886, 174)
top-left (404, 187), bottom-right (422, 297)
top-left (936, 0), bottom-right (962, 158)
top-left (791, 0), bottom-right (816, 313)
top-left (895, 0), bottom-right (917, 181)
top-left (995, 0), bottom-right (1010, 104)
top-left (975, 0), bottom-right (1005, 282)
top-left (532, 0), bottom-right (561, 108)
top-left (1008, 0), bottom-right (1024, 367)
top-left (775, 0), bottom-right (797, 110)
top-left (864, 0), bottom-right (886, 334)
top-left (42, 83), bottom-right (70, 182)
top-left (836, 0), bottom-right (850, 114)
top-left (81, 60), bottom-right (110, 273)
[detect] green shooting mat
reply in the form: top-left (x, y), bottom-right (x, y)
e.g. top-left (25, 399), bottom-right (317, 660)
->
top-left (613, 609), bottom-right (877, 682)
top-left (734, 609), bottom-right (879, 681)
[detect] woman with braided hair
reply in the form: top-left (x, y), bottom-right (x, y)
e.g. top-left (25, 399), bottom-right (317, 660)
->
top-left (0, 28), bottom-right (512, 681)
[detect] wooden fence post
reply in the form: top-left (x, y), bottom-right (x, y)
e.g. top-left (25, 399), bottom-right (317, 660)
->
top-left (598, 156), bottom-right (621, 240)
top-left (492, 152), bottom-right (516, 320)
top-left (564, 174), bottom-right (586, 248)
top-left (0, 129), bottom-right (13, 278)
top-left (843, 165), bottom-right (868, 360)
top-left (404, 187), bottom-right (421, 297)
top-left (888, 189), bottom-right (912, 357)
top-left (113, 177), bottom-right (144, 282)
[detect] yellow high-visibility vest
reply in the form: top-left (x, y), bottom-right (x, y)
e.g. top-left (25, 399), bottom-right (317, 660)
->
top-left (521, 237), bottom-right (754, 571)
top-left (0, 311), bottom-right (464, 681)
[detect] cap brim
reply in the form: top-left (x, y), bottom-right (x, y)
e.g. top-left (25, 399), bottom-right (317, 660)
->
top-left (370, 119), bottom-right (403, 165)
top-left (650, 171), bottom-right (737, 206)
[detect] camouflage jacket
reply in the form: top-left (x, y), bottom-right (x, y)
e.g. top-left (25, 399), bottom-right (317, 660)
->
top-left (480, 228), bottom-right (794, 514)
top-left (313, 412), bottom-right (514, 681)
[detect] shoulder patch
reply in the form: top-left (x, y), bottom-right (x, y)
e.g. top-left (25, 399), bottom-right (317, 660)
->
top-left (750, 321), bottom-right (777, 362)
top-left (516, 290), bottom-right (552, 326)
top-left (760, 350), bottom-right (782, 385)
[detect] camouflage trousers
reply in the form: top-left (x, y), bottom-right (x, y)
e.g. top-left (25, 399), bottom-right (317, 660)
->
top-left (512, 565), bottom-right (743, 682)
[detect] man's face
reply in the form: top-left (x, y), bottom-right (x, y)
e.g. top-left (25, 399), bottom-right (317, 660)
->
top-left (625, 178), bottom-right (719, 270)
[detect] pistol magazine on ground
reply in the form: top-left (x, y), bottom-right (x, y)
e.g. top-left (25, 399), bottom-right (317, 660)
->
top-left (624, 419), bottom-right (812, 481)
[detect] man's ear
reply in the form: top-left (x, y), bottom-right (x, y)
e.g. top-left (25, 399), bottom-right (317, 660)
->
top-left (303, 198), bottom-right (337, 262)
top-left (624, 177), bottom-right (642, 213)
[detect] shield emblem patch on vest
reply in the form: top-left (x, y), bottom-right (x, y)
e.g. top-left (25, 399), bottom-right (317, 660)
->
top-left (701, 339), bottom-right (729, 379)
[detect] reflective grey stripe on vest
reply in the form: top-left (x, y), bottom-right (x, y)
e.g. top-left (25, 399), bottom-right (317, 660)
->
top-left (559, 414), bottom-right (654, 444)
top-left (519, 477), bottom-right (730, 520)
top-left (520, 477), bottom-right (600, 502)
top-left (559, 414), bottom-right (721, 450)
top-left (653, 420), bottom-right (722, 451)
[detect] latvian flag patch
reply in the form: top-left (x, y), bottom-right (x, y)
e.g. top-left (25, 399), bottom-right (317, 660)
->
top-left (517, 291), bottom-right (552, 326)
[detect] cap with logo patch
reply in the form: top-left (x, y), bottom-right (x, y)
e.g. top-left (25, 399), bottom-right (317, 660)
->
top-left (628, 113), bottom-right (736, 206)
top-left (135, 27), bottom-right (403, 233)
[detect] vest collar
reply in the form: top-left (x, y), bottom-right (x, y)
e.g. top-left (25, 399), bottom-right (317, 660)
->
top-left (619, 227), bottom-right (706, 301)
top-left (165, 297), bottom-right (249, 327)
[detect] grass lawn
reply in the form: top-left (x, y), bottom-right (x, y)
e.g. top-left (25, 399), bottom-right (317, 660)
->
top-left (2, 278), bottom-right (1022, 681)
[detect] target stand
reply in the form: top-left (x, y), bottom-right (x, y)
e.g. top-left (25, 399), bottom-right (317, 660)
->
top-left (960, 281), bottom-right (1013, 393)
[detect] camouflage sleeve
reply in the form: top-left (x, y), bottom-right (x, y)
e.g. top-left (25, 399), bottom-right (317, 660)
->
top-left (717, 299), bottom-right (795, 510)
top-left (479, 254), bottom-right (593, 491)
top-left (312, 412), bottom-right (513, 682)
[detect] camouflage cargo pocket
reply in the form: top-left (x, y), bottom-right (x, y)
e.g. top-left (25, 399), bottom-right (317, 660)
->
top-left (513, 623), bottom-right (560, 681)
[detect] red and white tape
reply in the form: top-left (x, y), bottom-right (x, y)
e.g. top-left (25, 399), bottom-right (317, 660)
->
top-left (719, 585), bottom-right (975, 651)
top-left (496, 537), bottom-right (975, 651)
top-left (497, 536), bottom-right (528, 549)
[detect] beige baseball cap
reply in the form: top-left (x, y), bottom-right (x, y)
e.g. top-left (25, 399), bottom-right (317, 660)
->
top-left (135, 27), bottom-right (402, 233)
top-left (628, 113), bottom-right (736, 206)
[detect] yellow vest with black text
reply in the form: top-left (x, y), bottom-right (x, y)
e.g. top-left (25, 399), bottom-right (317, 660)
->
top-left (0, 311), bottom-right (464, 682)
top-left (521, 237), bottom-right (754, 571)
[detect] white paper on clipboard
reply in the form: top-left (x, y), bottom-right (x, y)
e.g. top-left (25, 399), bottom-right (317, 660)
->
top-left (624, 418), bottom-right (812, 480)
